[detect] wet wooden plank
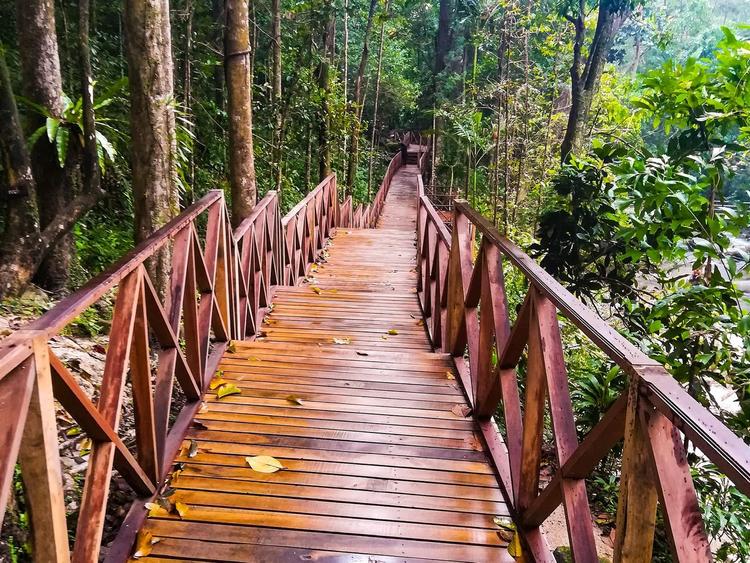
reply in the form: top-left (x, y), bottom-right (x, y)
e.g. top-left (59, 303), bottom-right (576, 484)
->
top-left (130, 164), bottom-right (510, 561)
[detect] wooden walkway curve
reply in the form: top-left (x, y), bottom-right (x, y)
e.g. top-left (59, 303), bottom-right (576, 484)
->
top-left (130, 160), bottom-right (513, 562)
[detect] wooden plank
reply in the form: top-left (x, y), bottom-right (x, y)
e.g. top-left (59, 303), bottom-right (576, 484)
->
top-left (534, 293), bottom-right (597, 562)
top-left (175, 463), bottom-right (502, 502)
top-left (142, 521), bottom-right (511, 562)
top-left (17, 340), bottom-right (70, 563)
top-left (72, 270), bottom-right (142, 563)
top-left (613, 376), bottom-right (659, 562)
top-left (172, 450), bottom-right (498, 486)
top-left (641, 404), bottom-right (711, 561)
top-left (0, 355), bottom-right (35, 527)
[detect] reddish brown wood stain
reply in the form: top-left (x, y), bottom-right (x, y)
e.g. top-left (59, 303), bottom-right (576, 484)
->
top-left (132, 158), bottom-right (513, 562)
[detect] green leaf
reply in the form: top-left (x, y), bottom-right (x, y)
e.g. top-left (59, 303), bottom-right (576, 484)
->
top-left (55, 126), bottom-right (69, 167)
top-left (648, 320), bottom-right (663, 334)
top-left (28, 125), bottom-right (47, 148)
top-left (46, 117), bottom-right (60, 143)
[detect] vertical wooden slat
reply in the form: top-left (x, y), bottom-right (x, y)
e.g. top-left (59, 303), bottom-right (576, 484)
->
top-left (129, 273), bottom-right (159, 482)
top-left (614, 376), bottom-right (659, 562)
top-left (213, 206), bottom-right (231, 335)
top-left (73, 270), bottom-right (141, 563)
top-left (152, 226), bottom-right (191, 462)
top-left (534, 292), bottom-right (598, 562)
top-left (183, 232), bottom-right (203, 388)
top-left (0, 354), bottom-right (35, 528)
top-left (641, 404), bottom-right (711, 561)
top-left (517, 295), bottom-right (545, 513)
top-left (17, 339), bottom-right (70, 563)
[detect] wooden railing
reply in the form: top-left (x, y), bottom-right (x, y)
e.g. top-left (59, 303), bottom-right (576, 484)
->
top-left (0, 167), bottom-right (399, 561)
top-left (415, 158), bottom-right (750, 561)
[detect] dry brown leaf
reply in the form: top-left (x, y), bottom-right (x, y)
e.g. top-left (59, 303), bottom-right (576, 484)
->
top-left (416, 319), bottom-right (425, 326)
top-left (188, 439), bottom-right (199, 458)
top-left (381, 335), bottom-right (388, 340)
top-left (451, 404), bottom-right (472, 418)
top-left (246, 455), bottom-right (285, 473)
top-left (286, 395), bottom-right (304, 406)
top-left (132, 531), bottom-right (160, 559)
top-left (217, 383), bottom-right (241, 399)
top-left (356, 351), bottom-right (369, 356)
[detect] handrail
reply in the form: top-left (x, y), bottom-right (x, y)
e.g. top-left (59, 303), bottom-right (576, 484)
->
top-left (0, 146), bottom-right (405, 559)
top-left (414, 152), bottom-right (748, 561)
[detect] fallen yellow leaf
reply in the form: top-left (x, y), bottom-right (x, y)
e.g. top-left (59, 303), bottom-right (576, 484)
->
top-left (145, 502), bottom-right (169, 517)
top-left (446, 371), bottom-right (455, 380)
top-left (387, 329), bottom-right (399, 335)
top-left (246, 455), bottom-right (285, 473)
top-left (132, 531), bottom-right (160, 559)
top-left (332, 337), bottom-right (351, 345)
top-left (216, 383), bottom-right (241, 399)
top-left (311, 286), bottom-right (323, 294)
top-left (198, 402), bottom-right (209, 414)
top-left (174, 502), bottom-right (190, 519)
top-left (286, 395), bottom-right (304, 406)
top-left (209, 377), bottom-right (228, 390)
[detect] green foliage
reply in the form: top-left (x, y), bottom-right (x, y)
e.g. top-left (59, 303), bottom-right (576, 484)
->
top-left (23, 78), bottom-right (126, 171)
top-left (535, 31), bottom-right (750, 559)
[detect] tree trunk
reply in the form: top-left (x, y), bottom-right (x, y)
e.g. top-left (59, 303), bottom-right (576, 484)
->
top-left (124, 0), bottom-right (179, 292)
top-left (366, 0), bottom-right (389, 198)
top-left (317, 0), bottom-right (334, 181)
top-left (0, 51), bottom-right (100, 299)
top-left (0, 52), bottom-right (43, 298)
top-left (435, 0), bottom-right (452, 76)
top-left (561, 0), bottom-right (629, 161)
top-left (345, 0), bottom-right (378, 195)
top-left (16, 0), bottom-right (72, 292)
top-left (79, 0), bottom-right (100, 198)
top-left (271, 0), bottom-right (283, 196)
top-left (225, 0), bottom-right (257, 225)
top-left (211, 0), bottom-right (226, 109)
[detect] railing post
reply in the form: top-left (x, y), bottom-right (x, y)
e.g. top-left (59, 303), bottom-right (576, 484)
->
top-left (614, 374), bottom-right (659, 562)
top-left (18, 338), bottom-right (70, 563)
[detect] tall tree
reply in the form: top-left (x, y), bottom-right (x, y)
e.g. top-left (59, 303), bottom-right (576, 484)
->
top-left (124, 0), bottom-right (179, 291)
top-left (345, 0), bottom-right (378, 195)
top-left (560, 0), bottom-right (633, 161)
top-left (16, 0), bottom-right (71, 292)
top-left (317, 0), bottom-right (335, 180)
top-left (367, 0), bottom-right (389, 197)
top-left (271, 0), bottom-right (283, 195)
top-left (225, 0), bottom-right (258, 224)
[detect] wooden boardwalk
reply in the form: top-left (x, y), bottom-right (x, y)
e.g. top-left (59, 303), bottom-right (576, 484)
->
top-left (132, 163), bottom-right (512, 562)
